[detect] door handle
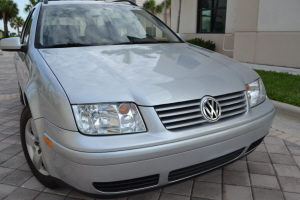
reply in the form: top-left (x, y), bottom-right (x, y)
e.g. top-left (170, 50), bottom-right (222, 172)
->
top-left (15, 55), bottom-right (19, 60)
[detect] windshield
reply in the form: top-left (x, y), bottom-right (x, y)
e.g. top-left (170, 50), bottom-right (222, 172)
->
top-left (35, 4), bottom-right (181, 48)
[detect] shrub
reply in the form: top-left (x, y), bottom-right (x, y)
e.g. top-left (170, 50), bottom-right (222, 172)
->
top-left (186, 38), bottom-right (216, 51)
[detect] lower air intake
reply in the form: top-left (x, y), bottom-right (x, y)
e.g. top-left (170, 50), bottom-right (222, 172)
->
top-left (168, 148), bottom-right (245, 182)
top-left (246, 137), bottom-right (265, 153)
top-left (93, 174), bottom-right (159, 193)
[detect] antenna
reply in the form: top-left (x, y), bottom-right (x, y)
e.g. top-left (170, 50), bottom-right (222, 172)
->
top-left (113, 0), bottom-right (138, 7)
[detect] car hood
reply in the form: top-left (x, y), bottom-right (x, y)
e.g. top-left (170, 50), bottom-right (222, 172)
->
top-left (38, 43), bottom-right (259, 106)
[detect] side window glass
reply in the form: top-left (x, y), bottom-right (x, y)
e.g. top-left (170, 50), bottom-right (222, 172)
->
top-left (20, 13), bottom-right (31, 40)
top-left (22, 10), bottom-right (35, 45)
top-left (134, 13), bottom-right (168, 42)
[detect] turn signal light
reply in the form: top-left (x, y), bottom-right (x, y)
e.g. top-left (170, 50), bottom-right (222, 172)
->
top-left (44, 136), bottom-right (53, 148)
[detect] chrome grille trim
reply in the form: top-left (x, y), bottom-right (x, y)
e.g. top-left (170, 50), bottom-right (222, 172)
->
top-left (158, 107), bottom-right (200, 118)
top-left (219, 98), bottom-right (245, 107)
top-left (215, 93), bottom-right (244, 101)
top-left (165, 119), bottom-right (208, 130)
top-left (221, 103), bottom-right (247, 112)
top-left (154, 91), bottom-right (247, 130)
top-left (162, 113), bottom-right (203, 124)
top-left (220, 108), bottom-right (247, 119)
top-left (155, 101), bottom-right (200, 112)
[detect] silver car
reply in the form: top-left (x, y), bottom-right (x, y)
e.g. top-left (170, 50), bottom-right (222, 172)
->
top-left (0, 0), bottom-right (275, 197)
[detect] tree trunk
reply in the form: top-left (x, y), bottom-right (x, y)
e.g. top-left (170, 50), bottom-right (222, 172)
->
top-left (164, 0), bottom-right (167, 24)
top-left (169, 4), bottom-right (171, 27)
top-left (2, 12), bottom-right (9, 38)
top-left (177, 0), bottom-right (182, 33)
top-left (17, 27), bottom-right (20, 36)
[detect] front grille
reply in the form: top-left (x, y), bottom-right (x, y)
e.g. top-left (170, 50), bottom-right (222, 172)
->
top-left (93, 174), bottom-right (159, 193)
top-left (246, 137), bottom-right (265, 153)
top-left (154, 91), bottom-right (247, 130)
top-left (168, 148), bottom-right (245, 182)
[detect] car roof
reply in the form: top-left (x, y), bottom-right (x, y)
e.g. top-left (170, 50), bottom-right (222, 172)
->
top-left (41, 0), bottom-right (139, 8)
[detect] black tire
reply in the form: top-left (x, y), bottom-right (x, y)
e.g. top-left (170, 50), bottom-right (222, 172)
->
top-left (19, 86), bottom-right (24, 105)
top-left (20, 106), bottom-right (59, 189)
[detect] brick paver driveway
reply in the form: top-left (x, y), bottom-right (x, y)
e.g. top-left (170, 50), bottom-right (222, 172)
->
top-left (1, 51), bottom-right (300, 200)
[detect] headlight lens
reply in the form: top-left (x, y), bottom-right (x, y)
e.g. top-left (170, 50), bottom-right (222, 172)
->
top-left (72, 103), bottom-right (146, 135)
top-left (246, 78), bottom-right (266, 107)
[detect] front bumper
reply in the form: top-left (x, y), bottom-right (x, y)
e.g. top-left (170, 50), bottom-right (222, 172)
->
top-left (36, 99), bottom-right (275, 196)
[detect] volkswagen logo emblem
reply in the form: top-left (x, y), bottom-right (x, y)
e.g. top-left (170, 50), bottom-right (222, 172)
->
top-left (200, 97), bottom-right (221, 122)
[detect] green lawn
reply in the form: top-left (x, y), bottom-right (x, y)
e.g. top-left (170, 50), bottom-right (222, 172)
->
top-left (255, 70), bottom-right (300, 107)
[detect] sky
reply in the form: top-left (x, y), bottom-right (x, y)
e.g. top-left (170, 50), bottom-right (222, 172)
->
top-left (0, 0), bottom-right (29, 33)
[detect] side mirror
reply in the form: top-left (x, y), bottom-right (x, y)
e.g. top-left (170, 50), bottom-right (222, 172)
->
top-left (0, 37), bottom-right (23, 51)
top-left (177, 33), bottom-right (186, 42)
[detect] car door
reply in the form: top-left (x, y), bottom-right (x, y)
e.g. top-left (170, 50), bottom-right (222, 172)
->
top-left (16, 9), bottom-right (35, 92)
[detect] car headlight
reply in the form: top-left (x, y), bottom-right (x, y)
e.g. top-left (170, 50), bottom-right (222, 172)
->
top-left (246, 78), bottom-right (266, 107)
top-left (72, 103), bottom-right (146, 135)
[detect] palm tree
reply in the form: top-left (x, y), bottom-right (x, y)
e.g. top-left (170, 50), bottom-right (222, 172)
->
top-left (143, 0), bottom-right (156, 14)
top-left (161, 0), bottom-right (171, 24)
top-left (143, 0), bottom-right (163, 15)
top-left (10, 16), bottom-right (24, 36)
top-left (168, 0), bottom-right (172, 25)
top-left (24, 0), bottom-right (39, 13)
top-left (177, 0), bottom-right (182, 32)
top-left (163, 0), bottom-right (167, 23)
top-left (143, 0), bottom-right (171, 24)
top-left (0, 0), bottom-right (19, 38)
top-left (0, 29), bottom-right (3, 38)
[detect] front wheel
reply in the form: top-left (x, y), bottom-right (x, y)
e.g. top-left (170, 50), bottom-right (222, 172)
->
top-left (20, 106), bottom-right (58, 189)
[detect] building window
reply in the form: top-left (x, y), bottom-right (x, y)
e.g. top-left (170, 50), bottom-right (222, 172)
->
top-left (197, 0), bottom-right (227, 33)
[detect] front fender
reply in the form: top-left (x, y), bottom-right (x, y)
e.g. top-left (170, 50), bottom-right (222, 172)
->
top-left (24, 48), bottom-right (77, 131)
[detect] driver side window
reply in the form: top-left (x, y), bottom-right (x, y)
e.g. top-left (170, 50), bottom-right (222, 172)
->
top-left (21, 9), bottom-right (35, 45)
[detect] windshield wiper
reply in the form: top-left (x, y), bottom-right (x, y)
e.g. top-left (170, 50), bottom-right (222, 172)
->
top-left (44, 43), bottom-right (95, 48)
top-left (44, 41), bottom-right (178, 48)
top-left (112, 41), bottom-right (178, 45)
top-left (112, 41), bottom-right (160, 45)
top-left (112, 42), bottom-right (134, 45)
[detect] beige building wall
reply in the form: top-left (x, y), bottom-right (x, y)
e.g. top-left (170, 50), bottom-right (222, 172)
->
top-left (233, 0), bottom-right (300, 68)
top-left (225, 0), bottom-right (237, 34)
top-left (257, 0), bottom-right (300, 32)
top-left (171, 0), bottom-right (300, 68)
top-left (171, 0), bottom-right (235, 58)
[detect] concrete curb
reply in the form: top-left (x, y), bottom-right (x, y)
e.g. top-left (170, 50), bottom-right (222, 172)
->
top-left (272, 100), bottom-right (300, 119)
top-left (243, 63), bottom-right (300, 75)
top-left (271, 100), bottom-right (300, 137)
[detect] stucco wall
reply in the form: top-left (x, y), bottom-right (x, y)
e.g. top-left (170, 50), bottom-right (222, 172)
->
top-left (171, 0), bottom-right (300, 68)
top-left (233, 0), bottom-right (300, 68)
top-left (234, 32), bottom-right (300, 68)
top-left (258, 0), bottom-right (300, 32)
top-left (225, 0), bottom-right (237, 34)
